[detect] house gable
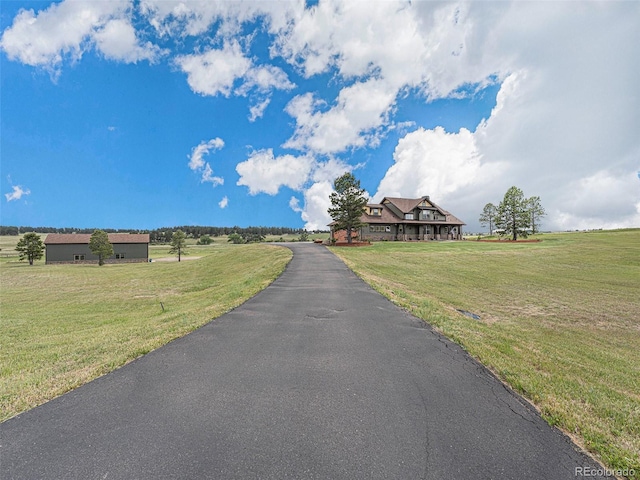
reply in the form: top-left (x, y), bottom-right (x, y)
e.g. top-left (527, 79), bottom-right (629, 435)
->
top-left (381, 199), bottom-right (404, 219)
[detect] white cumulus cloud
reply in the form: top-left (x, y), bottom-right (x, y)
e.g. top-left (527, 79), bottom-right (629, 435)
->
top-left (139, 1), bottom-right (303, 39)
top-left (0, 0), bottom-right (163, 74)
top-left (175, 40), bottom-right (251, 97)
top-left (284, 78), bottom-right (397, 154)
top-left (175, 40), bottom-right (294, 101)
top-left (219, 196), bottom-right (229, 209)
top-left (275, 1), bottom-right (504, 157)
top-left (375, 126), bottom-right (503, 201)
top-left (236, 149), bottom-right (314, 195)
top-left (188, 138), bottom-right (225, 186)
top-left (310, 157), bottom-right (354, 183)
top-left (238, 64), bottom-right (295, 95)
top-left (289, 196), bottom-right (303, 213)
top-left (365, 2), bottom-right (640, 233)
top-left (93, 18), bottom-right (165, 63)
top-left (248, 97), bottom-right (271, 122)
top-left (5, 185), bottom-right (31, 202)
top-left (299, 181), bottom-right (334, 231)
top-left (552, 170), bottom-right (640, 231)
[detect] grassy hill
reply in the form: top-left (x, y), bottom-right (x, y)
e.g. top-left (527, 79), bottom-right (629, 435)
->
top-left (1, 241), bottom-right (292, 422)
top-left (331, 230), bottom-right (639, 477)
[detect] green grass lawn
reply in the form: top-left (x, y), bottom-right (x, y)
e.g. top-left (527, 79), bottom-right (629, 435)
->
top-left (0, 242), bottom-right (292, 422)
top-left (331, 230), bottom-right (640, 478)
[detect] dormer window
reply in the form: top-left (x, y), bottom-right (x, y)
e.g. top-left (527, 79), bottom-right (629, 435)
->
top-left (371, 207), bottom-right (381, 216)
top-left (404, 213), bottom-right (414, 220)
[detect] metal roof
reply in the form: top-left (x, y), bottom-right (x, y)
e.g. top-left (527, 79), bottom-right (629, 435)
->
top-left (44, 233), bottom-right (150, 244)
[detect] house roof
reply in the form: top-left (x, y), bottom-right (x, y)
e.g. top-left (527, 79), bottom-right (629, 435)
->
top-left (363, 207), bottom-right (402, 224)
top-left (382, 197), bottom-right (424, 213)
top-left (44, 233), bottom-right (150, 244)
top-left (329, 196), bottom-right (466, 227)
top-left (442, 211), bottom-right (465, 225)
top-left (382, 196), bottom-right (466, 225)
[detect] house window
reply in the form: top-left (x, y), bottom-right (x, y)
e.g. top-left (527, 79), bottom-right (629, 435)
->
top-left (385, 226), bottom-right (391, 232)
top-left (404, 213), bottom-right (414, 220)
top-left (74, 254), bottom-right (85, 261)
top-left (371, 208), bottom-right (380, 216)
top-left (115, 253), bottom-right (125, 259)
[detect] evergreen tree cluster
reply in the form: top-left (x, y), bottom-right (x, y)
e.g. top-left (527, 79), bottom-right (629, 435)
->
top-left (0, 225), bottom-right (327, 243)
top-left (479, 186), bottom-right (546, 240)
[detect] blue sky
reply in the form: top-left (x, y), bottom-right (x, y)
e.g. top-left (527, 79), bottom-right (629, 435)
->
top-left (2, 1), bottom-right (639, 232)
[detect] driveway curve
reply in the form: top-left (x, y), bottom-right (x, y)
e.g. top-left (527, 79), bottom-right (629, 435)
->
top-left (1, 243), bottom-right (605, 479)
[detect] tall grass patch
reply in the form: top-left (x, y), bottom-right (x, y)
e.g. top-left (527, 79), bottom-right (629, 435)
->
top-left (331, 230), bottom-right (639, 477)
top-left (1, 243), bottom-right (291, 421)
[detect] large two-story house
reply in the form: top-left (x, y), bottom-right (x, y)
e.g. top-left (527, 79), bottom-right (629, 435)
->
top-left (330, 196), bottom-right (465, 242)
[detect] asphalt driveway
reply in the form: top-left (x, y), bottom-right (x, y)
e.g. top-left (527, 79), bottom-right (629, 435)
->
top-left (1, 243), bottom-right (606, 479)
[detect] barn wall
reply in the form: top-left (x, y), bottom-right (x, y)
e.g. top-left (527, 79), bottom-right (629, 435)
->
top-left (45, 243), bottom-right (149, 264)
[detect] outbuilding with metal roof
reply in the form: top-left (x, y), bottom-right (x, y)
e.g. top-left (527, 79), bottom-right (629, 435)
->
top-left (44, 233), bottom-right (149, 264)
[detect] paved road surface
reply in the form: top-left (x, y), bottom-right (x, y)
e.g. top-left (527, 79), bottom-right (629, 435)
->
top-left (1, 244), bottom-right (605, 479)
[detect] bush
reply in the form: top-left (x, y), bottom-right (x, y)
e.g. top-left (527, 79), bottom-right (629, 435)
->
top-left (197, 235), bottom-right (213, 245)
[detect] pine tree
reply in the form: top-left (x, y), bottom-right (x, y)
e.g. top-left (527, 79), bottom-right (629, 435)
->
top-left (89, 230), bottom-right (114, 266)
top-left (169, 230), bottom-right (188, 262)
top-left (527, 196), bottom-right (546, 234)
top-left (479, 203), bottom-right (498, 235)
top-left (496, 187), bottom-right (530, 241)
top-left (328, 173), bottom-right (368, 244)
top-left (15, 232), bottom-right (45, 265)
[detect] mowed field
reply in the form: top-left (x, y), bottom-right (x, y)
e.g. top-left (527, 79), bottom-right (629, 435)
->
top-left (0, 239), bottom-right (292, 422)
top-left (331, 229), bottom-right (640, 476)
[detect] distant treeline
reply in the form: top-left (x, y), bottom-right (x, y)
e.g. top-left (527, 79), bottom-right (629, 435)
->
top-left (0, 226), bottom-right (328, 244)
